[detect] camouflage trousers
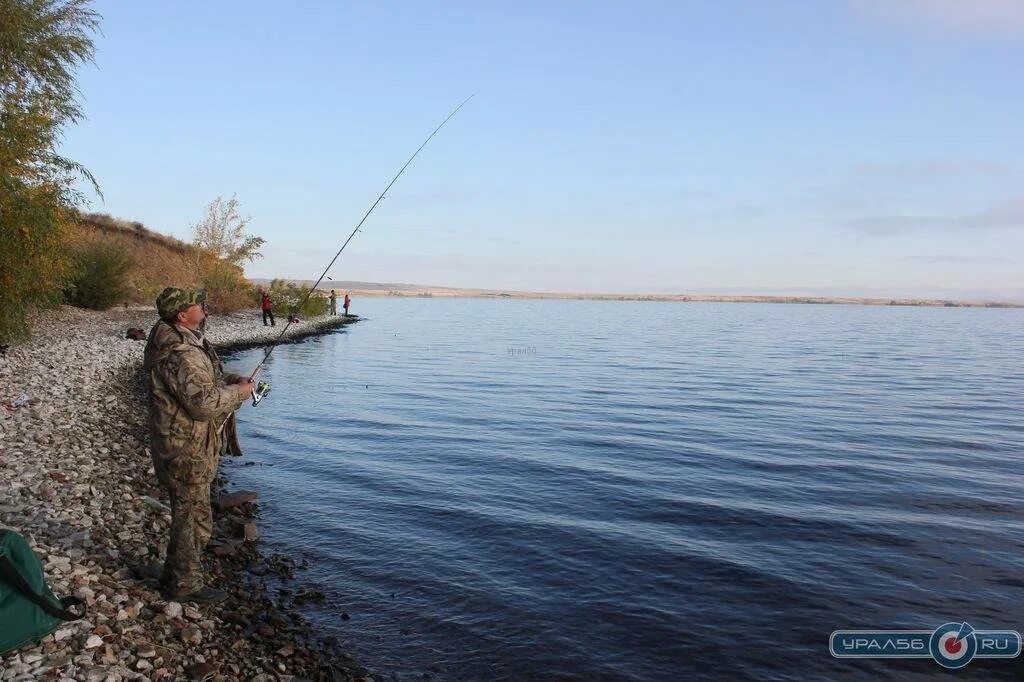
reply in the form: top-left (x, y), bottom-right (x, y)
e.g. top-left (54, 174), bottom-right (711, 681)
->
top-left (154, 450), bottom-right (219, 597)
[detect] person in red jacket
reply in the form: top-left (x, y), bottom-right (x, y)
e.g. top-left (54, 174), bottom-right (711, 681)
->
top-left (343, 293), bottom-right (351, 316)
top-left (260, 291), bottom-right (275, 326)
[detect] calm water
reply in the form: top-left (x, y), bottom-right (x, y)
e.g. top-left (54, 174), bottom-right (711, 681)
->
top-left (223, 299), bottom-right (1024, 681)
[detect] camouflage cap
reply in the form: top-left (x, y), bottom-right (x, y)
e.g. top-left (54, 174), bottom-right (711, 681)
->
top-left (156, 287), bottom-right (206, 320)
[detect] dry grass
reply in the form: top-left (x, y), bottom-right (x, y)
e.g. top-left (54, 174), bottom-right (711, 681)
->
top-left (76, 212), bottom-right (193, 255)
top-left (69, 211), bottom-right (210, 304)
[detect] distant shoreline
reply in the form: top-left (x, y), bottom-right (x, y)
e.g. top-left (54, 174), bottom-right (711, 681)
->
top-left (250, 280), bottom-right (1022, 308)
top-left (340, 291), bottom-right (1022, 308)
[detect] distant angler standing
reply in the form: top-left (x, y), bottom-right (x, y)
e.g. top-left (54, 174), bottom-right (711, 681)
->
top-left (143, 287), bottom-right (254, 602)
top-left (260, 290), bottom-right (275, 326)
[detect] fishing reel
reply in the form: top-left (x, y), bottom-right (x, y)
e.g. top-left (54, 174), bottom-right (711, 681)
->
top-left (252, 381), bottom-right (271, 406)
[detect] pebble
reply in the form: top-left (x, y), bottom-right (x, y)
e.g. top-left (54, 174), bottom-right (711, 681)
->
top-left (52, 628), bottom-right (75, 642)
top-left (185, 663), bottom-right (217, 679)
top-left (163, 602), bottom-right (182, 619)
top-left (0, 307), bottom-right (359, 678)
top-left (74, 586), bottom-right (96, 603)
top-left (2, 664), bottom-right (30, 679)
top-left (180, 626), bottom-right (202, 645)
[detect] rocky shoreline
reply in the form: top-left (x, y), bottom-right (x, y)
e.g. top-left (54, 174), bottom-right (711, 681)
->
top-left (0, 306), bottom-right (368, 681)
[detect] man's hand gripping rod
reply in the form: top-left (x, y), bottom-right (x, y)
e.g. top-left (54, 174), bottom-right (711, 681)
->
top-left (246, 96), bottom-right (473, 407)
top-left (249, 366), bottom-right (270, 406)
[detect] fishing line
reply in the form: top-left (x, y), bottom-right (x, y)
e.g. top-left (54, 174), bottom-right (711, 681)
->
top-left (247, 95), bottom-right (473, 401)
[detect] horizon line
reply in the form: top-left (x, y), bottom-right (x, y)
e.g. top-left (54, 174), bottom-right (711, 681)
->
top-left (247, 278), bottom-right (1023, 308)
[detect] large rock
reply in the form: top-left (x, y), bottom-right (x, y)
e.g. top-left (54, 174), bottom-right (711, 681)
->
top-left (212, 539), bottom-right (242, 557)
top-left (213, 491), bottom-right (258, 511)
top-left (241, 523), bottom-right (260, 542)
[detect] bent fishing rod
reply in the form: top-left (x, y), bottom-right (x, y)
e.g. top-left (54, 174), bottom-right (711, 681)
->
top-left (246, 95), bottom-right (473, 405)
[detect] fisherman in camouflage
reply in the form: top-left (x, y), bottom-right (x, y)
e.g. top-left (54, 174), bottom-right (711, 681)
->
top-left (144, 287), bottom-right (254, 603)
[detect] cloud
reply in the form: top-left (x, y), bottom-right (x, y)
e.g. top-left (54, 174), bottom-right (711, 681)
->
top-left (817, 162), bottom-right (1024, 235)
top-left (848, 0), bottom-right (1024, 38)
top-left (851, 161), bottom-right (1020, 180)
top-left (845, 199), bottom-right (1024, 235)
top-left (897, 254), bottom-right (1018, 265)
top-left (811, 160), bottom-right (1024, 218)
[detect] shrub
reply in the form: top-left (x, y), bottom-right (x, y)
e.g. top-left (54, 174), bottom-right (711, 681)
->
top-left (203, 261), bottom-right (255, 314)
top-left (267, 279), bottom-right (328, 318)
top-left (64, 239), bottom-right (132, 310)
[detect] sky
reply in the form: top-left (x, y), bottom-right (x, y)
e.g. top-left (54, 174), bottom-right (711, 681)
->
top-left (62, 0), bottom-right (1024, 300)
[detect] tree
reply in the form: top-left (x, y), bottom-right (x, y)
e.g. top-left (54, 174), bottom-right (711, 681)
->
top-left (0, 0), bottom-right (99, 342)
top-left (191, 195), bottom-right (264, 313)
top-left (191, 195), bottom-right (265, 266)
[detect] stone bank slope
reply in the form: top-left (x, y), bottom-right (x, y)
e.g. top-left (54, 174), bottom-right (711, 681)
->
top-left (0, 307), bottom-right (363, 682)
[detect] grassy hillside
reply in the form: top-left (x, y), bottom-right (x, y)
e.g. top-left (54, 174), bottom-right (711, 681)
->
top-left (68, 212), bottom-right (215, 304)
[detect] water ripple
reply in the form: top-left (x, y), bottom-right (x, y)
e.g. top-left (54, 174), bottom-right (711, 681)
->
top-left (224, 300), bottom-right (1024, 681)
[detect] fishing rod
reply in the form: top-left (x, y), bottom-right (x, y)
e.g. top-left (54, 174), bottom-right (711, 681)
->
top-left (247, 95), bottom-right (473, 405)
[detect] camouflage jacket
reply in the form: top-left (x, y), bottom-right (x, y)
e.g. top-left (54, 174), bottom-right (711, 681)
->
top-left (144, 320), bottom-right (245, 474)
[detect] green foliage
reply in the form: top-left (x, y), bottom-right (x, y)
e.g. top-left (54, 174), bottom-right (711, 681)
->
top-left (0, 0), bottom-right (99, 194)
top-left (0, 0), bottom-right (99, 341)
top-left (202, 260), bottom-right (255, 314)
top-left (0, 180), bottom-right (69, 341)
top-left (267, 279), bottom-right (328, 318)
top-left (64, 238), bottom-right (131, 310)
